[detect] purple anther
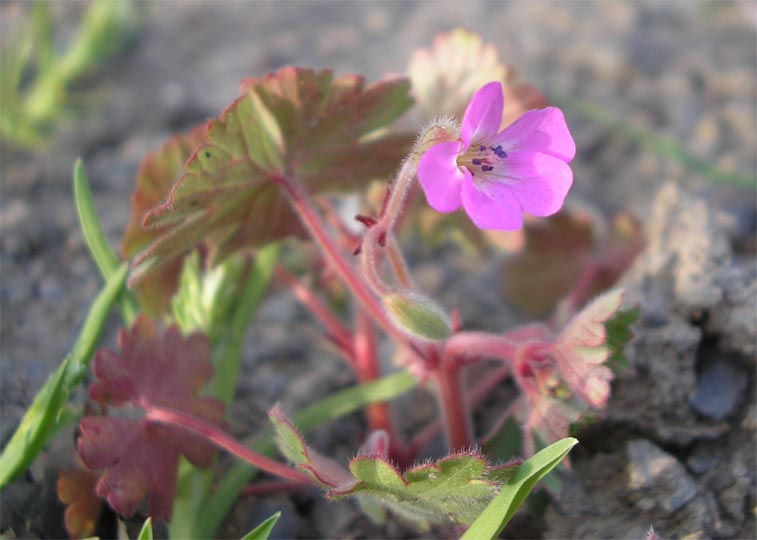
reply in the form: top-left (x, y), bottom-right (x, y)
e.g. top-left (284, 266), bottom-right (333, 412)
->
top-left (481, 165), bottom-right (494, 172)
top-left (472, 158), bottom-right (482, 165)
top-left (479, 145), bottom-right (486, 152)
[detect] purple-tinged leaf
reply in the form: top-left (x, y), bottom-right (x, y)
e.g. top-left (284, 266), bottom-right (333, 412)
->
top-left (77, 315), bottom-right (225, 521)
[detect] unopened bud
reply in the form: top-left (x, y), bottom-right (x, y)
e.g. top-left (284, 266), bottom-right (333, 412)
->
top-left (412, 119), bottom-right (459, 163)
top-left (383, 291), bottom-right (452, 341)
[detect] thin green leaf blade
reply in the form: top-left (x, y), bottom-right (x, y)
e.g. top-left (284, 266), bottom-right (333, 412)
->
top-left (461, 437), bottom-right (578, 540)
top-left (137, 516), bottom-right (153, 540)
top-left (0, 263), bottom-right (127, 487)
top-left (74, 159), bottom-right (139, 323)
top-left (74, 158), bottom-right (119, 277)
top-left (241, 511), bottom-right (281, 540)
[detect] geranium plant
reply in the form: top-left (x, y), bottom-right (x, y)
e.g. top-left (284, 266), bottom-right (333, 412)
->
top-left (0, 29), bottom-right (638, 539)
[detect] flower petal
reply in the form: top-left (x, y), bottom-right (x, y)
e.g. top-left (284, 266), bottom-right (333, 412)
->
top-left (461, 81), bottom-right (503, 149)
top-left (493, 151), bottom-right (573, 216)
top-left (461, 175), bottom-right (523, 231)
top-left (494, 107), bottom-right (576, 162)
top-left (417, 141), bottom-right (465, 212)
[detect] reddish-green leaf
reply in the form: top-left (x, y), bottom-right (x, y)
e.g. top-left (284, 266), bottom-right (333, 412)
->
top-left (408, 28), bottom-right (546, 125)
top-left (502, 210), bottom-right (643, 316)
top-left (77, 315), bottom-right (225, 521)
top-left (121, 124), bottom-right (207, 315)
top-left (132, 68), bottom-right (413, 284)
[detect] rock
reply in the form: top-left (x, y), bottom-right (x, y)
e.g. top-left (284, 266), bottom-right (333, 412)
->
top-left (689, 360), bottom-right (748, 421)
top-left (627, 439), bottom-right (699, 514)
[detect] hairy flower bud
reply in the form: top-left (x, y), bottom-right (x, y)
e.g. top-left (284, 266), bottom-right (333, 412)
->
top-left (383, 291), bottom-right (452, 341)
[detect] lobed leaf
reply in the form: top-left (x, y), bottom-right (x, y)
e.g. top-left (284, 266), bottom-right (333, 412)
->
top-left (77, 315), bottom-right (225, 520)
top-left (408, 28), bottom-right (545, 125)
top-left (121, 123), bottom-right (207, 315)
top-left (551, 289), bottom-right (625, 408)
top-left (502, 209), bottom-right (643, 316)
top-left (133, 67), bottom-right (413, 285)
top-left (270, 408), bottom-right (518, 530)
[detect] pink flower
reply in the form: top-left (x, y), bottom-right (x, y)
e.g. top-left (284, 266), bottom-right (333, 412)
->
top-left (417, 81), bottom-right (576, 230)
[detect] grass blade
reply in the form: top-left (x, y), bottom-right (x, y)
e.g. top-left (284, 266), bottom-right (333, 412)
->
top-left (461, 437), bottom-right (578, 540)
top-left (241, 511), bottom-right (281, 540)
top-left (73, 158), bottom-right (139, 323)
top-left (137, 517), bottom-right (153, 540)
top-left (0, 263), bottom-right (128, 487)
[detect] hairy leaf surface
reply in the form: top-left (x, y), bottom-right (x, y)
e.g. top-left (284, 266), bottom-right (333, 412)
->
top-left (270, 406), bottom-right (517, 530)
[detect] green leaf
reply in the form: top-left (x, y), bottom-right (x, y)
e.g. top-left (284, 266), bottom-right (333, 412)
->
top-left (197, 371), bottom-right (418, 539)
top-left (137, 516), bottom-right (153, 540)
top-left (0, 263), bottom-right (127, 487)
top-left (241, 512), bottom-right (281, 540)
top-left (604, 306), bottom-right (639, 371)
top-left (271, 408), bottom-right (517, 530)
top-left (133, 67), bottom-right (413, 284)
top-left (461, 438), bottom-right (578, 540)
top-left (483, 416), bottom-right (523, 463)
top-left (74, 159), bottom-right (139, 324)
top-left (344, 453), bottom-right (502, 529)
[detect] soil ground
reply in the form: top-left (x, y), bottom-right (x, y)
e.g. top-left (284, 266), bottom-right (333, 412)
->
top-left (1, 2), bottom-right (755, 539)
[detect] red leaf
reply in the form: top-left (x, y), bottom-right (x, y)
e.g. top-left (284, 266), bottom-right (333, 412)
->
top-left (57, 469), bottom-right (102, 539)
top-left (77, 315), bottom-right (225, 520)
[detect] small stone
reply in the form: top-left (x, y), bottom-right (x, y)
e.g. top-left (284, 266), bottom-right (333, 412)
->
top-left (689, 360), bottom-right (748, 421)
top-left (627, 439), bottom-right (699, 514)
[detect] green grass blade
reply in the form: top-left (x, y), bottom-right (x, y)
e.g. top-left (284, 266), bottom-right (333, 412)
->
top-left (461, 437), bottom-right (578, 540)
top-left (0, 263), bottom-right (128, 487)
top-left (73, 159), bottom-right (139, 324)
top-left (563, 97), bottom-right (754, 189)
top-left (241, 511), bottom-right (281, 540)
top-left (196, 370), bottom-right (419, 538)
top-left (137, 517), bottom-right (153, 540)
top-left (211, 243), bottom-right (279, 405)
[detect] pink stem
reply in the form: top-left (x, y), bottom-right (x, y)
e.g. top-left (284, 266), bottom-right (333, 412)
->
top-left (278, 177), bottom-right (408, 344)
top-left (275, 265), bottom-right (352, 353)
top-left (145, 407), bottom-right (311, 485)
top-left (443, 331), bottom-right (520, 366)
top-left (433, 359), bottom-right (473, 451)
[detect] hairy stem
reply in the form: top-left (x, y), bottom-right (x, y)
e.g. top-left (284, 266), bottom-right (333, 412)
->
top-left (146, 407), bottom-right (311, 485)
top-left (278, 177), bottom-right (407, 343)
top-left (444, 331), bottom-right (520, 366)
top-left (433, 358), bottom-right (473, 451)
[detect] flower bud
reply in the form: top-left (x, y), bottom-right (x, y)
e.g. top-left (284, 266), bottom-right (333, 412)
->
top-left (411, 119), bottom-right (459, 163)
top-left (383, 291), bottom-right (452, 341)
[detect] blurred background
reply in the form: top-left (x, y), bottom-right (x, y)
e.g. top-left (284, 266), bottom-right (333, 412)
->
top-left (1, 2), bottom-right (755, 538)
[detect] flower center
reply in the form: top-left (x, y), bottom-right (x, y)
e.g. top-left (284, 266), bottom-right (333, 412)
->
top-left (458, 143), bottom-right (508, 179)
